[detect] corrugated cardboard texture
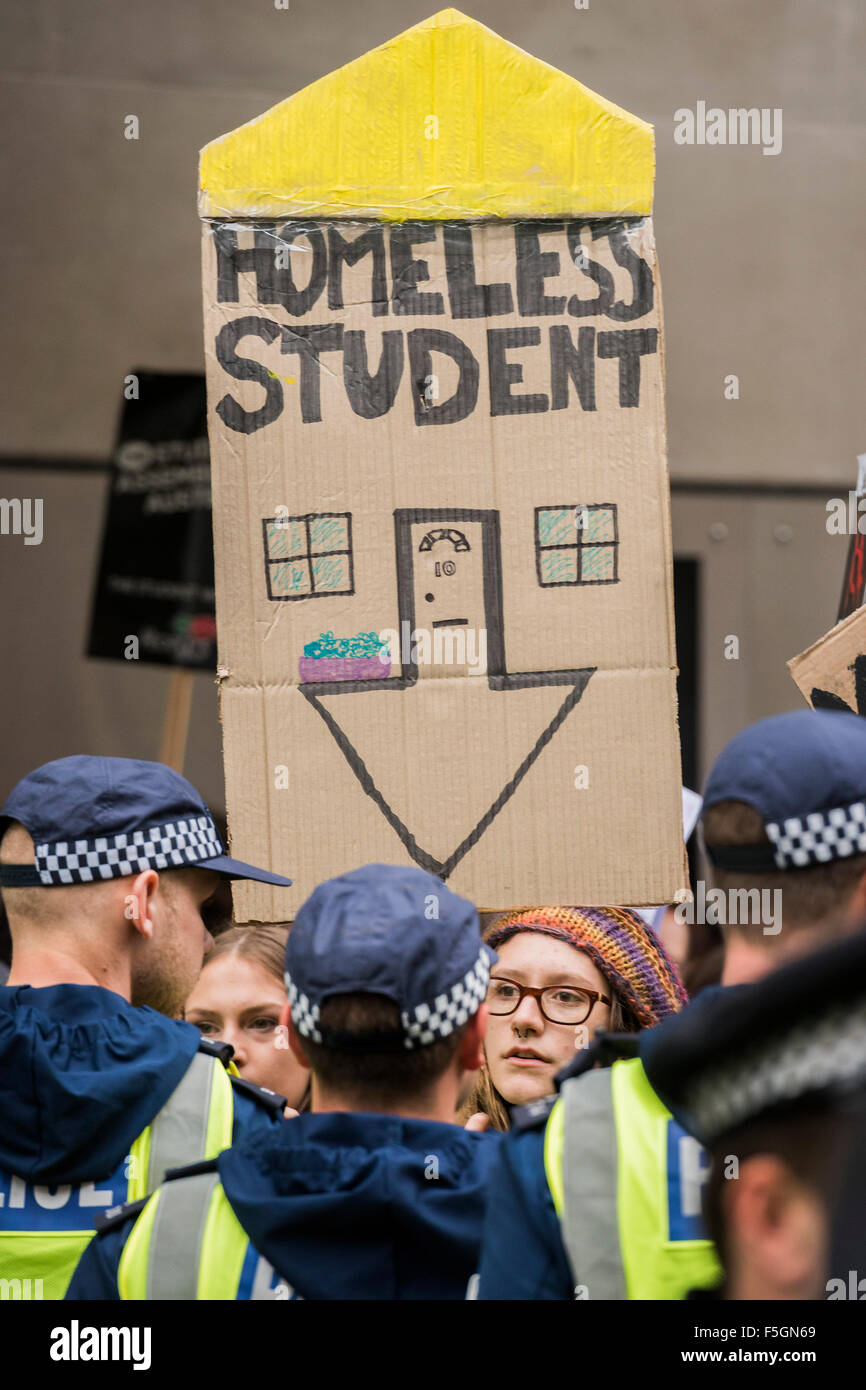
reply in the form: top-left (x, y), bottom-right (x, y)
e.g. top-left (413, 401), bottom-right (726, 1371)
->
top-left (198, 8), bottom-right (653, 222)
top-left (201, 216), bottom-right (686, 918)
top-left (789, 606), bottom-right (866, 716)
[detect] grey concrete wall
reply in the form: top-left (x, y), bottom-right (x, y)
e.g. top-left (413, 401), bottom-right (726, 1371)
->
top-left (671, 488), bottom-right (849, 777)
top-left (1, 0), bottom-right (863, 809)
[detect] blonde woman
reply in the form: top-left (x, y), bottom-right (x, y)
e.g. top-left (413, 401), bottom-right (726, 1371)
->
top-left (185, 925), bottom-right (309, 1110)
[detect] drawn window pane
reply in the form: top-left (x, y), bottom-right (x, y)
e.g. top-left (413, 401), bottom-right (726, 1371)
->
top-left (537, 508), bottom-right (575, 548)
top-left (580, 545), bottom-right (616, 582)
top-left (311, 554), bottom-right (350, 593)
top-left (539, 549), bottom-right (578, 585)
top-left (270, 559), bottom-right (312, 596)
top-left (309, 515), bottom-right (349, 553)
top-left (582, 507), bottom-right (616, 543)
top-left (263, 511), bottom-right (353, 601)
top-left (265, 519), bottom-right (307, 559)
top-left (536, 503), bottom-right (618, 588)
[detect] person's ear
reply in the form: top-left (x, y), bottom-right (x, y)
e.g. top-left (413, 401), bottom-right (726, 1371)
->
top-left (843, 869), bottom-right (866, 931)
top-left (283, 1007), bottom-right (311, 1071)
top-left (727, 1154), bottom-right (824, 1298)
top-left (124, 870), bottom-right (160, 940)
top-left (459, 1005), bottom-right (488, 1073)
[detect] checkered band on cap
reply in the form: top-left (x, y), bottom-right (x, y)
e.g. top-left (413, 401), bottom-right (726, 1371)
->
top-left (284, 973), bottom-right (322, 1044)
top-left (32, 815), bottom-right (224, 885)
top-left (765, 800), bottom-right (866, 869)
top-left (684, 998), bottom-right (866, 1144)
top-left (285, 945), bottom-right (491, 1050)
top-left (401, 945), bottom-right (492, 1050)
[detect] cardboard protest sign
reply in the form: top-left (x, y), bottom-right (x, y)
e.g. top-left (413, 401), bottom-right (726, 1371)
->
top-left (88, 371), bottom-right (216, 669)
top-left (789, 606), bottom-right (866, 717)
top-left (198, 8), bottom-right (686, 919)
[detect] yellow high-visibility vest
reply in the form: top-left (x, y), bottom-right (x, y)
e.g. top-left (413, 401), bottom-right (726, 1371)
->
top-left (117, 1169), bottom-right (277, 1300)
top-left (544, 1057), bottom-right (722, 1300)
top-left (0, 1051), bottom-right (235, 1300)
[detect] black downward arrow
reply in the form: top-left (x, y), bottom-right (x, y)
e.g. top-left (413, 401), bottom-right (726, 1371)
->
top-left (811, 654), bottom-right (866, 716)
top-left (301, 671), bottom-right (594, 879)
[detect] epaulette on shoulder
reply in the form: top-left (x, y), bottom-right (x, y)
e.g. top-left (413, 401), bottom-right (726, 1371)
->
top-left (510, 1094), bottom-right (557, 1132)
top-left (195, 1035), bottom-right (286, 1109)
top-left (93, 1197), bottom-right (149, 1235)
top-left (555, 1031), bottom-right (641, 1086)
top-left (196, 1036), bottom-right (235, 1068)
top-left (228, 1072), bottom-right (287, 1113)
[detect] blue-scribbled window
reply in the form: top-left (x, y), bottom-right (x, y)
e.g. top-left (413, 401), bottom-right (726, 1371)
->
top-left (535, 505), bottom-right (618, 587)
top-left (263, 513), bottom-right (354, 600)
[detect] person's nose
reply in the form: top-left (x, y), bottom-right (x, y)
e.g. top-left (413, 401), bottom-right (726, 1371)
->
top-left (511, 994), bottom-right (543, 1034)
top-left (202, 927), bottom-right (215, 957)
top-left (221, 1023), bottom-right (248, 1070)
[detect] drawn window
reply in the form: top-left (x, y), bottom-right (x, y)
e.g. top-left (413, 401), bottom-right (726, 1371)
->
top-left (535, 505), bottom-right (618, 587)
top-left (263, 512), bottom-right (354, 601)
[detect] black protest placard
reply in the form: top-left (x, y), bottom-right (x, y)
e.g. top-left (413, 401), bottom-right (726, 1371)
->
top-left (835, 458), bottom-right (866, 623)
top-left (87, 371), bottom-right (216, 669)
top-left (838, 530), bottom-right (866, 623)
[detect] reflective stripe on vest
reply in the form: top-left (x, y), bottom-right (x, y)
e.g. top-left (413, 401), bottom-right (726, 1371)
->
top-left (544, 1057), bottom-right (722, 1300)
top-left (560, 1067), bottom-right (626, 1299)
top-left (117, 1175), bottom-right (281, 1300)
top-left (0, 1051), bottom-right (235, 1299)
top-left (126, 1052), bottom-right (235, 1201)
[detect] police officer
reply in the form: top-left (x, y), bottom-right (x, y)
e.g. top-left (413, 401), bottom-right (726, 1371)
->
top-left (67, 864), bottom-right (501, 1300)
top-left (0, 755), bottom-right (293, 1298)
top-left (643, 927), bottom-right (866, 1300)
top-left (476, 709), bottom-right (866, 1299)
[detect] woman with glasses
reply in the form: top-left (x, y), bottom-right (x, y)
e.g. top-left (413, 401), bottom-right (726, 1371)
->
top-left (460, 906), bottom-right (687, 1130)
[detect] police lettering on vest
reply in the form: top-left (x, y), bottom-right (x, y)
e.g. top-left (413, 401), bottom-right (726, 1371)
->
top-left (0, 1046), bottom-right (242, 1299)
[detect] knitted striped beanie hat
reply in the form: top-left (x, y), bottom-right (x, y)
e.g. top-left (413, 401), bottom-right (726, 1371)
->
top-left (485, 906), bottom-right (688, 1029)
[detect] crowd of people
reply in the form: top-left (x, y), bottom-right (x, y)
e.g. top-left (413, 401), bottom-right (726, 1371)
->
top-left (1, 706), bottom-right (865, 1300)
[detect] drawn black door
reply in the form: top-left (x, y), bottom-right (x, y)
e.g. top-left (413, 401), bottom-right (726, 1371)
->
top-left (394, 508), bottom-right (506, 682)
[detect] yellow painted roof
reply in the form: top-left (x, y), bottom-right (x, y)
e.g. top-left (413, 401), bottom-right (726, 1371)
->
top-left (199, 8), bottom-right (653, 221)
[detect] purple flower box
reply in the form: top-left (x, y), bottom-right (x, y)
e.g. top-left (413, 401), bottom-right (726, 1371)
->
top-left (298, 655), bottom-right (390, 683)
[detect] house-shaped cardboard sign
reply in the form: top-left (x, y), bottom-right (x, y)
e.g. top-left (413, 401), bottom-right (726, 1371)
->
top-left (199, 8), bottom-right (687, 920)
